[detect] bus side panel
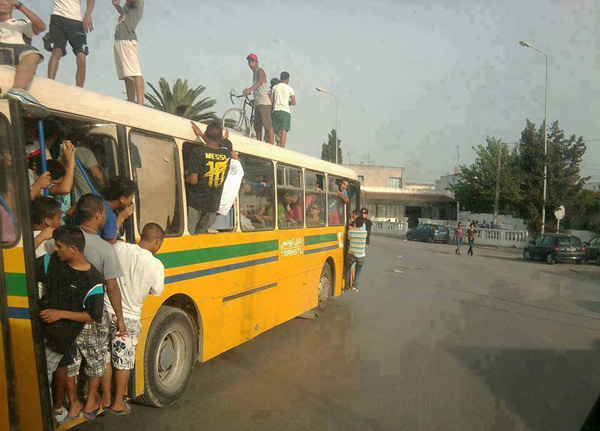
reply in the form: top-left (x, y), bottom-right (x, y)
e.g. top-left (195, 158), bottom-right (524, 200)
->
top-left (4, 247), bottom-right (45, 431)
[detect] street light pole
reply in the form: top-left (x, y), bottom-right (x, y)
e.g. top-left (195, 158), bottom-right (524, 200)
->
top-left (493, 142), bottom-right (502, 227)
top-left (519, 40), bottom-right (549, 234)
top-left (316, 87), bottom-right (339, 164)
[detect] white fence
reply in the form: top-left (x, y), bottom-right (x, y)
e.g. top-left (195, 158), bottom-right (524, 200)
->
top-left (372, 221), bottom-right (529, 249)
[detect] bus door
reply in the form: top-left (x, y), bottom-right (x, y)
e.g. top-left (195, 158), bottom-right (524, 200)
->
top-left (1, 100), bottom-right (53, 430)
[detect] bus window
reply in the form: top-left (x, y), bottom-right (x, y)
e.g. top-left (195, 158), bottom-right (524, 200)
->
top-left (327, 176), bottom-right (347, 226)
top-left (0, 116), bottom-right (18, 247)
top-left (129, 131), bottom-right (182, 236)
top-left (238, 154), bottom-right (275, 231)
top-left (277, 165), bottom-right (303, 229)
top-left (305, 171), bottom-right (325, 227)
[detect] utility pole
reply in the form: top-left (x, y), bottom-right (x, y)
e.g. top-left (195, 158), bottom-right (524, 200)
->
top-left (493, 143), bottom-right (503, 227)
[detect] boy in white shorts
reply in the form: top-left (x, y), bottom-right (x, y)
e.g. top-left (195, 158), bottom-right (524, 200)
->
top-left (112, 0), bottom-right (144, 104)
top-left (106, 222), bottom-right (165, 414)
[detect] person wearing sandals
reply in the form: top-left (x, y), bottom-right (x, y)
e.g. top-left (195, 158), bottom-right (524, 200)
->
top-left (107, 223), bottom-right (165, 415)
top-left (454, 222), bottom-right (464, 255)
top-left (0, 0), bottom-right (48, 115)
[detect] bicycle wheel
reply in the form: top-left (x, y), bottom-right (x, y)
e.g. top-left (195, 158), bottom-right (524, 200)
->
top-left (222, 108), bottom-right (251, 136)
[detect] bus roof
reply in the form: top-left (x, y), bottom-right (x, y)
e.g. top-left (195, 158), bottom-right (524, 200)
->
top-left (0, 66), bottom-right (357, 180)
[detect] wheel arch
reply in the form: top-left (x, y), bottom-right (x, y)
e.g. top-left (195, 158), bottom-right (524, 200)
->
top-left (161, 293), bottom-right (203, 361)
top-left (325, 256), bottom-right (336, 296)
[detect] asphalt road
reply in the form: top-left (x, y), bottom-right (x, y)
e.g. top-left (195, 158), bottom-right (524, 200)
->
top-left (80, 236), bottom-right (600, 431)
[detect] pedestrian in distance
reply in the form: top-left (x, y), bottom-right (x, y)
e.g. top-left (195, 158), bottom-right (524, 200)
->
top-left (467, 223), bottom-right (476, 256)
top-left (0, 0), bottom-right (47, 114)
top-left (454, 222), bottom-right (464, 255)
top-left (112, 0), bottom-right (145, 104)
top-left (271, 71), bottom-right (296, 148)
top-left (107, 223), bottom-right (165, 415)
top-left (242, 53), bottom-right (275, 145)
top-left (44, 0), bottom-right (95, 88)
top-left (361, 207), bottom-right (372, 245)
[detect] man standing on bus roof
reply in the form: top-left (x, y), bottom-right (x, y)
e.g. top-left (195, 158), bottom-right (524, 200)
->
top-left (44, 0), bottom-right (95, 88)
top-left (107, 223), bottom-right (165, 415)
top-left (242, 53), bottom-right (275, 145)
top-left (271, 71), bottom-right (296, 148)
top-left (0, 0), bottom-right (47, 113)
top-left (186, 121), bottom-right (231, 234)
top-left (112, 0), bottom-right (144, 105)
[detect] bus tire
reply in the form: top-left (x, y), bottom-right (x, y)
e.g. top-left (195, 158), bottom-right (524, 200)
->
top-left (135, 306), bottom-right (197, 408)
top-left (315, 262), bottom-right (333, 316)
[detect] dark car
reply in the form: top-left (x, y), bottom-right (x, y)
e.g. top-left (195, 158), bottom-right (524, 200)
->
top-left (406, 223), bottom-right (450, 243)
top-left (583, 236), bottom-right (600, 265)
top-left (523, 234), bottom-right (586, 265)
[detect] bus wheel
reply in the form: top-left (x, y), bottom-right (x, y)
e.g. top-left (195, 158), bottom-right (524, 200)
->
top-left (316, 263), bottom-right (333, 316)
top-left (136, 306), bottom-right (197, 407)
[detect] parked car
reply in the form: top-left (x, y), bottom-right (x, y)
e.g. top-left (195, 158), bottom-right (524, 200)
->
top-left (523, 234), bottom-right (586, 265)
top-left (406, 223), bottom-right (450, 243)
top-left (583, 236), bottom-right (600, 265)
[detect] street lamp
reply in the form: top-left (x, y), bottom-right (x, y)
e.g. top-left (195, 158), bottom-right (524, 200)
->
top-left (519, 40), bottom-right (549, 234)
top-left (316, 87), bottom-right (339, 164)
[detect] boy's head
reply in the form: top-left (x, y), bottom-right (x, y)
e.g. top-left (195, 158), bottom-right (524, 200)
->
top-left (270, 78), bottom-right (279, 90)
top-left (77, 194), bottom-right (107, 227)
top-left (280, 71), bottom-right (290, 83)
top-left (53, 225), bottom-right (85, 261)
top-left (46, 159), bottom-right (65, 182)
top-left (140, 223), bottom-right (166, 254)
top-left (103, 176), bottom-right (137, 210)
top-left (246, 53), bottom-right (258, 71)
top-left (220, 139), bottom-right (233, 152)
top-left (355, 216), bottom-right (365, 229)
top-left (31, 197), bottom-right (62, 229)
top-left (205, 122), bottom-right (223, 141)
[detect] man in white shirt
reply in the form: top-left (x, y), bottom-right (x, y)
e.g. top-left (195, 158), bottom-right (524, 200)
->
top-left (44, 0), bottom-right (95, 87)
top-left (107, 222), bottom-right (165, 414)
top-left (271, 71), bottom-right (296, 148)
top-left (0, 0), bottom-right (47, 113)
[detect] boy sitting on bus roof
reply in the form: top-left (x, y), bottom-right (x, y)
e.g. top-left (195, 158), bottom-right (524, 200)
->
top-left (0, 0), bottom-right (47, 114)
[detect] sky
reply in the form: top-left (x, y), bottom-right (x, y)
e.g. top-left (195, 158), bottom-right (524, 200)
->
top-left (30, 0), bottom-right (600, 183)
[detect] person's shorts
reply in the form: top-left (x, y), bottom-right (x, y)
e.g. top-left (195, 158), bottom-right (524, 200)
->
top-left (67, 316), bottom-right (108, 378)
top-left (108, 313), bottom-right (142, 370)
top-left (44, 15), bottom-right (89, 57)
top-left (0, 42), bottom-right (43, 66)
top-left (272, 110), bottom-right (291, 133)
top-left (254, 104), bottom-right (273, 131)
top-left (188, 207), bottom-right (217, 235)
top-left (45, 346), bottom-right (63, 384)
top-left (114, 39), bottom-right (141, 80)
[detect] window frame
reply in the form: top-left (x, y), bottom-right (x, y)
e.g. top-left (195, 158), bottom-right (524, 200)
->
top-left (305, 170), bottom-right (326, 229)
top-left (237, 153), bottom-right (276, 233)
top-left (128, 129), bottom-right (183, 238)
top-left (0, 113), bottom-right (20, 248)
top-left (276, 163), bottom-right (304, 230)
top-left (388, 177), bottom-right (402, 189)
top-left (326, 175), bottom-right (346, 227)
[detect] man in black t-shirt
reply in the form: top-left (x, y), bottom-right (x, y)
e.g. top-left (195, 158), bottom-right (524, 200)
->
top-left (38, 225), bottom-right (105, 397)
top-left (185, 121), bottom-right (231, 234)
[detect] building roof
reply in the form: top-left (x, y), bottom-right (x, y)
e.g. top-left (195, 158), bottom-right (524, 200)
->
top-left (361, 186), bottom-right (455, 202)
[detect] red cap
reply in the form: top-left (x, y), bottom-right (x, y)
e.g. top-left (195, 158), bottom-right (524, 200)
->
top-left (246, 53), bottom-right (258, 62)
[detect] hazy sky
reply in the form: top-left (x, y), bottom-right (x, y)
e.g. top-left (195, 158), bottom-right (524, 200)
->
top-left (31, 0), bottom-right (599, 183)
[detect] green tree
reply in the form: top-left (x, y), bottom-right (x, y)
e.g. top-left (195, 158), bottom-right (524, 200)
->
top-left (145, 78), bottom-right (219, 122)
top-left (452, 137), bottom-right (521, 214)
top-left (321, 129), bottom-right (342, 163)
top-left (516, 120), bottom-right (588, 233)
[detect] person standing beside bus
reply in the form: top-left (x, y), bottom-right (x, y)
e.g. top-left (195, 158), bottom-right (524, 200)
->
top-left (343, 216), bottom-right (367, 293)
top-left (186, 121), bottom-right (231, 234)
top-left (106, 223), bottom-right (165, 415)
top-left (0, 0), bottom-right (47, 112)
top-left (271, 71), bottom-right (296, 148)
top-left (242, 53), bottom-right (274, 145)
top-left (45, 0), bottom-right (95, 87)
top-left (112, 0), bottom-right (144, 105)
top-left (361, 207), bottom-right (372, 245)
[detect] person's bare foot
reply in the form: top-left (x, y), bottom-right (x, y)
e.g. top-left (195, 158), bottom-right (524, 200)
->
top-left (96, 393), bottom-right (111, 409)
top-left (110, 399), bottom-right (128, 413)
top-left (68, 399), bottom-right (83, 418)
top-left (82, 397), bottom-right (100, 415)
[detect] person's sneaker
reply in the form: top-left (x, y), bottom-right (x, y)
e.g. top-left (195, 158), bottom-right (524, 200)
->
top-left (351, 287), bottom-right (359, 293)
top-left (6, 88), bottom-right (50, 118)
top-left (54, 406), bottom-right (68, 423)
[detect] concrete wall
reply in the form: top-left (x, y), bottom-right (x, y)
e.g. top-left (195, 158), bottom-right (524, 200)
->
top-left (344, 164), bottom-right (405, 188)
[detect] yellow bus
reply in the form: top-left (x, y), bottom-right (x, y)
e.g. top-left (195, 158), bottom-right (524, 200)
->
top-left (0, 66), bottom-right (359, 430)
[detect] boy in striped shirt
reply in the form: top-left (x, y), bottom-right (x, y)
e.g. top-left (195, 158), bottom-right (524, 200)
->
top-left (344, 216), bottom-right (367, 292)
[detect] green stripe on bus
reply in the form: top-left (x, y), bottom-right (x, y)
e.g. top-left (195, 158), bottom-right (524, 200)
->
top-left (6, 273), bottom-right (27, 297)
top-left (305, 233), bottom-right (338, 246)
top-left (157, 240), bottom-right (279, 269)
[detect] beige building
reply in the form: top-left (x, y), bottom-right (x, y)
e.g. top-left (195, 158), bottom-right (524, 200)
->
top-left (343, 164), bottom-right (456, 225)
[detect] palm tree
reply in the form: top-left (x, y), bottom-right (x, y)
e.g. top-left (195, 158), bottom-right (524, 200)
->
top-left (145, 78), bottom-right (219, 122)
